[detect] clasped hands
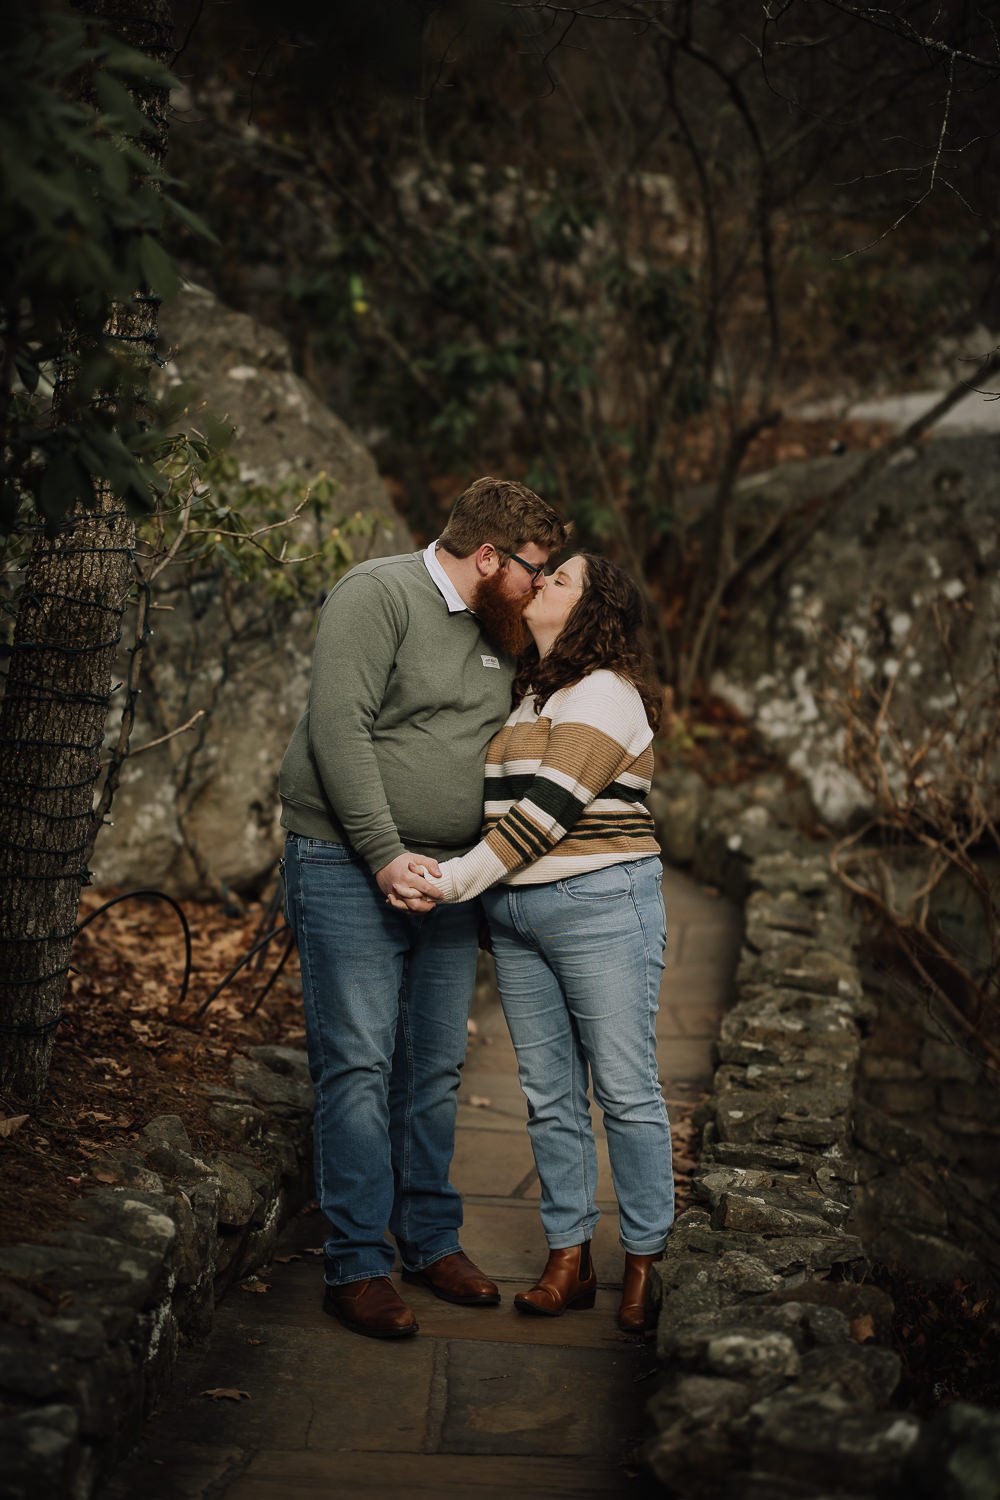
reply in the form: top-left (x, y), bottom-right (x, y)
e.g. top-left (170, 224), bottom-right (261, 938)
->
top-left (375, 852), bottom-right (445, 913)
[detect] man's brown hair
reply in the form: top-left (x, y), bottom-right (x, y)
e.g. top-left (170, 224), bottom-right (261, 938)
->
top-left (438, 476), bottom-right (567, 559)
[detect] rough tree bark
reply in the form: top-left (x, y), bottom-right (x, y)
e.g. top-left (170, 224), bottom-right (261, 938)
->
top-left (0, 0), bottom-right (174, 1102)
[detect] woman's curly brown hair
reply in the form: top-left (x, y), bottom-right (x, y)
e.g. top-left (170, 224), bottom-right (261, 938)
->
top-left (513, 554), bottom-right (663, 732)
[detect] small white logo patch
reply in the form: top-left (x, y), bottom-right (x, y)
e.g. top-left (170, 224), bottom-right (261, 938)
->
top-left (481, 654), bottom-right (500, 670)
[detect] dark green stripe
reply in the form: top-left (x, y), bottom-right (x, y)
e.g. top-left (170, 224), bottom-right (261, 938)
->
top-left (485, 772), bottom-right (535, 800)
top-left (487, 773), bottom-right (647, 805)
top-left (558, 826), bottom-right (656, 844)
top-left (487, 809), bottom-right (651, 828)
top-left (521, 776), bottom-right (589, 830)
top-left (604, 781), bottom-right (649, 804)
top-left (493, 821), bottom-right (536, 864)
top-left (508, 805), bottom-right (552, 858)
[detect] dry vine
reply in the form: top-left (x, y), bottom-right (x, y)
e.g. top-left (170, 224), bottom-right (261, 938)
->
top-left (825, 601), bottom-right (1000, 1067)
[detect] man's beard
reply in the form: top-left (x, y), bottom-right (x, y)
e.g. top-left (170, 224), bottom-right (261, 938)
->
top-left (471, 571), bottom-right (531, 658)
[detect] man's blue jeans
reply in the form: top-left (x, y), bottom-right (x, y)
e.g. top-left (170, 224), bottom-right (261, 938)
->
top-left (283, 834), bottom-right (480, 1286)
top-left (482, 856), bottom-right (674, 1254)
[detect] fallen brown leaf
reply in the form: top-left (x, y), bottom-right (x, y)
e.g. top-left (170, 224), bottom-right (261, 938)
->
top-left (201, 1388), bottom-right (251, 1402)
top-left (466, 1095), bottom-right (492, 1109)
top-left (0, 1114), bottom-right (29, 1139)
top-left (851, 1313), bottom-right (876, 1342)
top-left (239, 1278), bottom-right (271, 1294)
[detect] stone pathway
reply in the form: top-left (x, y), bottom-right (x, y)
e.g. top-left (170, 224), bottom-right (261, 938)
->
top-left (105, 870), bottom-right (740, 1500)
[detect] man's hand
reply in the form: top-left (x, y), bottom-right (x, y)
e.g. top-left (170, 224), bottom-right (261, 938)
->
top-left (375, 853), bottom-right (443, 913)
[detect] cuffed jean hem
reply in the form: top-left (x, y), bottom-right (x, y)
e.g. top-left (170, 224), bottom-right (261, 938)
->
top-left (399, 1241), bottom-right (464, 1274)
top-left (620, 1234), bottom-right (669, 1255)
top-left (323, 1267), bottom-right (395, 1288)
top-left (545, 1222), bottom-right (599, 1251)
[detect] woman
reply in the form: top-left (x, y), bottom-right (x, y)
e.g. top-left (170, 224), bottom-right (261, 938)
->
top-left (393, 553), bottom-right (673, 1333)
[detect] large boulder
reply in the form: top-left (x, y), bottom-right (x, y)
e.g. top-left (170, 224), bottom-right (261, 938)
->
top-left (154, 283), bottom-right (410, 527)
top-left (708, 435), bottom-right (999, 829)
top-left (90, 285), bottom-right (412, 897)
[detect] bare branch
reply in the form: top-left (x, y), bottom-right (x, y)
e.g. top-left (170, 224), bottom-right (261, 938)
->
top-left (97, 708), bottom-right (206, 769)
top-left (814, 0), bottom-right (1000, 75)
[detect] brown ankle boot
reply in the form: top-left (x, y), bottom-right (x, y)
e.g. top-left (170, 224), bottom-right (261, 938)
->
top-left (514, 1242), bottom-right (597, 1317)
top-left (617, 1252), bottom-right (663, 1333)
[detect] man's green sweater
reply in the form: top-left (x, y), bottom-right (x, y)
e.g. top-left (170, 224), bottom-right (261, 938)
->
top-left (279, 552), bottom-right (515, 873)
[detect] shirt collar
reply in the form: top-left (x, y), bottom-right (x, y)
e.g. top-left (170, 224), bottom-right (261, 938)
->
top-left (422, 540), bottom-right (469, 614)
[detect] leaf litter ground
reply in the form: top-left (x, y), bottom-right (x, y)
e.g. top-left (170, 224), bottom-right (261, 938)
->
top-left (0, 887), bottom-right (306, 1250)
top-left (0, 885), bottom-right (705, 1257)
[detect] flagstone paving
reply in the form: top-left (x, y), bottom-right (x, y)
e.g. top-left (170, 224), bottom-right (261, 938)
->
top-left (104, 869), bottom-right (741, 1500)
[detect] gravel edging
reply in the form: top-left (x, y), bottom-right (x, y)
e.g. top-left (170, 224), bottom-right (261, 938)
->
top-left (0, 1044), bottom-right (313, 1500)
top-left (643, 785), bottom-right (1000, 1500)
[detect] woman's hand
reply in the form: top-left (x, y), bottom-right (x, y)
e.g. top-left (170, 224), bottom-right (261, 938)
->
top-left (388, 860), bottom-right (446, 913)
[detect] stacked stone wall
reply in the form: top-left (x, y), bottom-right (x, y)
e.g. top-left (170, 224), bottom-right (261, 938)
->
top-left (643, 786), bottom-right (1000, 1499)
top-left (0, 1046), bottom-right (314, 1500)
top-left (852, 971), bottom-right (1000, 1291)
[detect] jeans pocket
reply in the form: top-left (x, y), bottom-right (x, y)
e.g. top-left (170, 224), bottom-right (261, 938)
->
top-left (560, 863), bottom-right (632, 902)
top-left (296, 837), bottom-right (353, 866)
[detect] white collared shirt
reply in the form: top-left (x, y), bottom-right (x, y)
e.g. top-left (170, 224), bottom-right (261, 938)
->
top-left (422, 540), bottom-right (469, 614)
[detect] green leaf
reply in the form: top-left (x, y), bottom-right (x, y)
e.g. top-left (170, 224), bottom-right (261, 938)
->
top-left (74, 350), bottom-right (120, 402)
top-left (97, 140), bottom-right (130, 197)
top-left (192, 412), bottom-right (237, 452)
top-left (152, 378), bottom-right (196, 427)
top-left (135, 458), bottom-right (169, 498)
top-left (100, 38), bottom-right (177, 91)
top-left (94, 73), bottom-right (153, 138)
top-left (77, 432), bottom-right (118, 479)
top-left (137, 233), bottom-right (180, 299)
top-left (120, 452), bottom-right (167, 516)
top-left (162, 193), bottom-right (219, 245)
top-left (38, 452), bottom-right (94, 525)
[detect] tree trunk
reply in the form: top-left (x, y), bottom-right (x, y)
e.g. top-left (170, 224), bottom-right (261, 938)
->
top-left (0, 0), bottom-right (174, 1103)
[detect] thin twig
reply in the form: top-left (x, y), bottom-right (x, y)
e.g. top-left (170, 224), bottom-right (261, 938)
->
top-left (97, 708), bottom-right (206, 768)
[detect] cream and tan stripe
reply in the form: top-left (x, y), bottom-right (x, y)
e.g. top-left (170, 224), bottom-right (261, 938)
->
top-left (434, 670), bottom-right (659, 903)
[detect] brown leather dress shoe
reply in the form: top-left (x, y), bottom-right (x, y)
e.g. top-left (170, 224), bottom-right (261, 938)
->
top-left (401, 1250), bottom-right (501, 1306)
top-left (514, 1242), bottom-right (597, 1317)
top-left (617, 1252), bottom-right (663, 1333)
top-left (323, 1277), bottom-right (419, 1339)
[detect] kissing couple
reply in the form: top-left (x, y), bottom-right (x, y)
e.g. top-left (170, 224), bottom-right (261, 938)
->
top-left (279, 476), bottom-right (674, 1338)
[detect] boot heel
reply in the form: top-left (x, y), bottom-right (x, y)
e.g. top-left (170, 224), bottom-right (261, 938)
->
top-left (568, 1286), bottom-right (596, 1310)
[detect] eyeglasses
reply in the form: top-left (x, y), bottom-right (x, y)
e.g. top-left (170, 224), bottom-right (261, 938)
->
top-left (501, 551), bottom-right (546, 582)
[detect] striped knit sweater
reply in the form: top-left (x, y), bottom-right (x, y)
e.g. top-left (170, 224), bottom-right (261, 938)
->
top-left (433, 669), bottom-right (660, 903)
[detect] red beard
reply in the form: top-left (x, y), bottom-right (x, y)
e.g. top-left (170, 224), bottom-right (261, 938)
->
top-left (471, 571), bottom-right (531, 658)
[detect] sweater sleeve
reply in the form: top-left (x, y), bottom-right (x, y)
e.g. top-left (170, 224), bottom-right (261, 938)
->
top-left (432, 673), bottom-right (651, 903)
top-left (306, 574), bottom-right (407, 872)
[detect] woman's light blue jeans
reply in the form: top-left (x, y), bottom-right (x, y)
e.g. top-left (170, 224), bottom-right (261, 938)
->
top-left (482, 857), bottom-right (674, 1254)
top-left (283, 834), bottom-right (480, 1286)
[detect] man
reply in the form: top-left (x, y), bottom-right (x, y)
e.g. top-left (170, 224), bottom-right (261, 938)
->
top-left (279, 476), bottom-right (566, 1339)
